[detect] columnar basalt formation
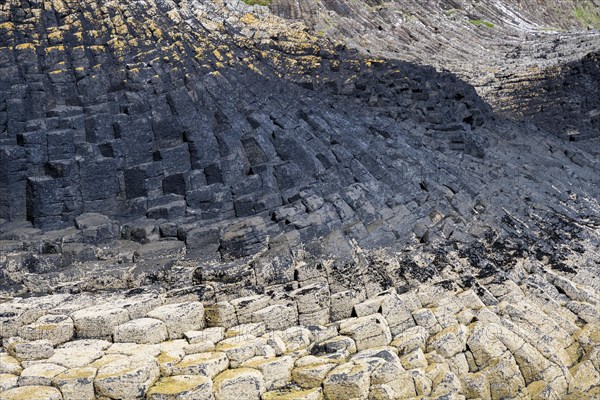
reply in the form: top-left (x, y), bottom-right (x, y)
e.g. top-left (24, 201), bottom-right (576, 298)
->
top-left (270, 0), bottom-right (600, 139)
top-left (0, 255), bottom-right (599, 399)
top-left (0, 0), bottom-right (599, 398)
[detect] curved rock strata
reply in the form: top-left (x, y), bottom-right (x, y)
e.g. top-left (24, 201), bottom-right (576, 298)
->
top-left (269, 0), bottom-right (600, 139)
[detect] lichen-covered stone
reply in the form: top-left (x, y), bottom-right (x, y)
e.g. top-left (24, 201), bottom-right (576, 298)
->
top-left (279, 327), bottom-right (312, 353)
top-left (19, 314), bottom-right (74, 346)
top-left (0, 374), bottom-right (18, 392)
top-left (338, 314), bottom-right (392, 351)
top-left (147, 375), bottom-right (213, 400)
top-left (400, 347), bottom-right (427, 369)
top-left (427, 324), bottom-right (468, 358)
top-left (226, 322), bottom-right (267, 338)
top-left (569, 359), bottom-right (600, 392)
top-left (0, 354), bottom-right (22, 375)
top-left (322, 361), bottom-right (370, 400)
top-left (213, 368), bottom-right (266, 400)
top-left (292, 356), bottom-right (338, 389)
top-left (6, 338), bottom-right (54, 361)
top-left (17, 363), bottom-right (66, 386)
top-left (72, 306), bottom-right (129, 339)
top-left (391, 325), bottom-right (429, 354)
top-left (147, 302), bottom-right (205, 340)
top-left (0, 386), bottom-right (63, 400)
top-left (242, 355), bottom-right (294, 390)
top-left (252, 304), bottom-right (298, 331)
top-left (215, 335), bottom-right (262, 368)
top-left (52, 366), bottom-right (97, 400)
top-left (261, 387), bottom-right (323, 400)
top-left (184, 327), bottom-right (225, 345)
top-left (170, 352), bottom-right (229, 378)
top-left (113, 318), bottom-right (168, 344)
top-left (48, 339), bottom-right (111, 368)
top-left (94, 355), bottom-right (160, 399)
top-left (205, 302), bottom-right (238, 329)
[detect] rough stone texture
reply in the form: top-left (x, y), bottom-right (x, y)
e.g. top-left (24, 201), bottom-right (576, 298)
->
top-left (338, 314), bottom-right (392, 351)
top-left (0, 386), bottom-right (63, 400)
top-left (262, 388), bottom-right (323, 400)
top-left (0, 272), bottom-right (596, 398)
top-left (322, 362), bottom-right (371, 400)
top-left (19, 315), bottom-right (74, 346)
top-left (113, 318), bottom-right (169, 344)
top-left (170, 352), bottom-right (229, 378)
top-left (6, 338), bottom-right (53, 361)
top-left (0, 0), bottom-right (599, 399)
top-left (147, 375), bottom-right (213, 400)
top-left (0, 355), bottom-right (22, 376)
top-left (72, 306), bottom-right (129, 339)
top-left (94, 355), bottom-right (160, 399)
top-left (17, 363), bottom-right (66, 386)
top-left (0, 375), bottom-right (18, 393)
top-left (213, 368), bottom-right (266, 400)
top-left (52, 367), bottom-right (97, 400)
top-left (242, 356), bottom-right (294, 390)
top-left (147, 303), bottom-right (205, 340)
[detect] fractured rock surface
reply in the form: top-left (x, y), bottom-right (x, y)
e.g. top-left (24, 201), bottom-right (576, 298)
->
top-left (0, 0), bottom-right (599, 398)
top-left (0, 265), bottom-right (598, 398)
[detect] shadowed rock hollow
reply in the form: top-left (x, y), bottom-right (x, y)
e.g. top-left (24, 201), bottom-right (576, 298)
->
top-left (0, 0), bottom-right (599, 399)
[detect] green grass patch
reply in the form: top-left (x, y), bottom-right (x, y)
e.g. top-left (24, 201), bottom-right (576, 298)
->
top-left (572, 5), bottom-right (600, 29)
top-left (469, 19), bottom-right (494, 28)
top-left (242, 0), bottom-right (271, 6)
top-left (537, 27), bottom-right (565, 32)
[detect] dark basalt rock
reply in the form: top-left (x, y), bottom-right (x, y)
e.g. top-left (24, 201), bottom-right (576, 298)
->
top-left (0, 0), bottom-right (598, 298)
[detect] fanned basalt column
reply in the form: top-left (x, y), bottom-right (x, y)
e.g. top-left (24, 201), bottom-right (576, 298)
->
top-left (269, 0), bottom-right (600, 139)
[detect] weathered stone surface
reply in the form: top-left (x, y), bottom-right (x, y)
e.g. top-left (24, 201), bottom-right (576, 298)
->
top-left (427, 324), bottom-right (468, 358)
top-left (113, 318), bottom-right (168, 344)
top-left (322, 361), bottom-right (370, 400)
top-left (52, 366), bottom-right (97, 400)
top-left (19, 315), bottom-right (74, 345)
top-left (292, 356), bottom-right (338, 389)
top-left (0, 386), bottom-right (63, 400)
top-left (170, 352), bottom-right (229, 378)
top-left (72, 306), bottom-right (129, 339)
top-left (48, 339), bottom-right (111, 368)
top-left (262, 387), bottom-right (323, 400)
top-left (252, 305), bottom-right (298, 331)
top-left (213, 368), bottom-right (266, 400)
top-left (147, 375), bottom-right (213, 400)
top-left (279, 327), bottom-right (312, 353)
top-left (311, 335), bottom-right (357, 356)
top-left (94, 355), bottom-right (160, 399)
top-left (184, 328), bottom-right (225, 345)
top-left (391, 326), bottom-right (429, 355)
top-left (0, 374), bottom-right (18, 392)
top-left (351, 347), bottom-right (403, 385)
top-left (6, 338), bottom-right (53, 361)
top-left (292, 283), bottom-right (330, 326)
top-left (215, 335), bottom-right (263, 368)
top-left (18, 363), bottom-right (66, 386)
top-left (230, 295), bottom-right (271, 325)
top-left (338, 314), bottom-right (392, 351)
top-left (243, 356), bottom-right (294, 390)
top-left (204, 303), bottom-right (238, 329)
top-left (226, 322), bottom-right (267, 338)
top-left (401, 347), bottom-right (427, 369)
top-left (0, 354), bottom-right (22, 375)
top-left (147, 302), bottom-right (205, 340)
